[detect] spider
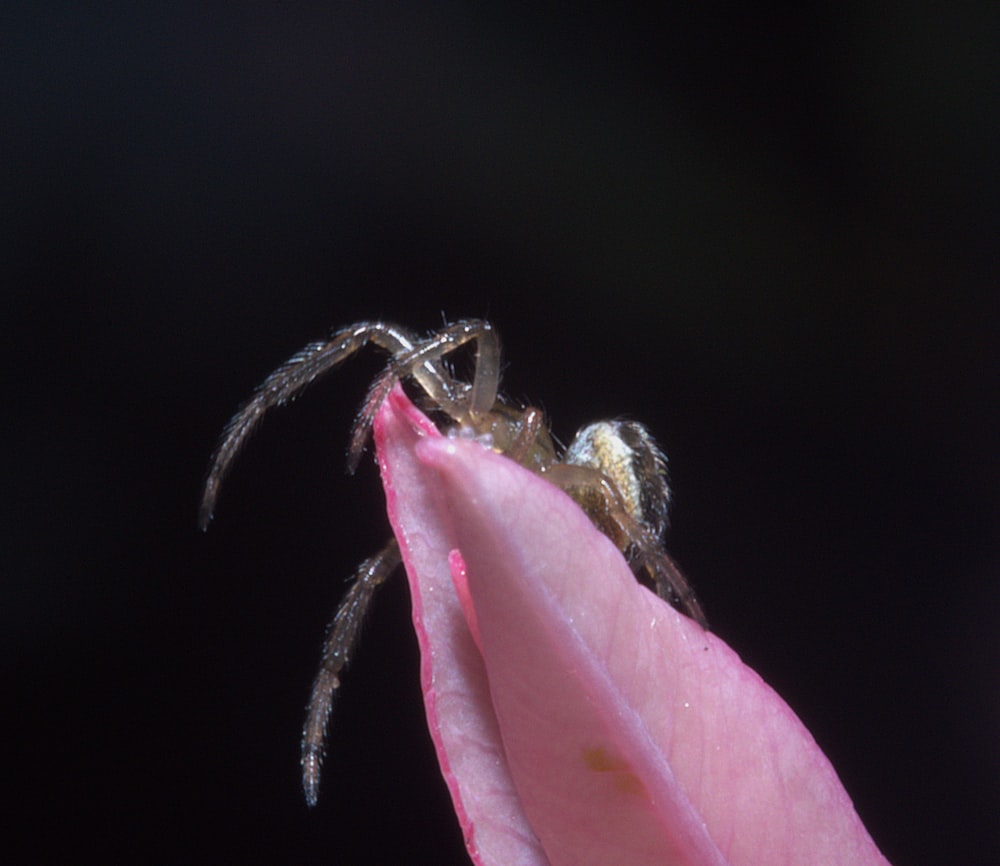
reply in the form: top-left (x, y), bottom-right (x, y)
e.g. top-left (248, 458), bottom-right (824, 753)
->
top-left (199, 319), bottom-right (707, 807)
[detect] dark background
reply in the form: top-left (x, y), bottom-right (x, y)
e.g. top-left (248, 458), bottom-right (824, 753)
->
top-left (6, 3), bottom-right (998, 863)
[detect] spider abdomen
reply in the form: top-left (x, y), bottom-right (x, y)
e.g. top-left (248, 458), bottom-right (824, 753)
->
top-left (564, 420), bottom-right (672, 540)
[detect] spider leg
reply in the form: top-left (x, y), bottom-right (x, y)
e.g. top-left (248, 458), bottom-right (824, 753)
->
top-left (505, 406), bottom-right (545, 459)
top-left (641, 545), bottom-right (708, 629)
top-left (301, 538), bottom-right (402, 808)
top-left (544, 463), bottom-right (708, 627)
top-left (348, 320), bottom-right (501, 469)
top-left (199, 322), bottom-right (457, 528)
top-left (500, 405), bottom-right (558, 474)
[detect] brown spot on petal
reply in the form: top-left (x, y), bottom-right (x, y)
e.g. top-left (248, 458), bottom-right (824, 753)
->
top-left (582, 746), bottom-right (646, 796)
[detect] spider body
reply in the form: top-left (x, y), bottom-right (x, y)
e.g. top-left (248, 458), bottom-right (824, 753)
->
top-left (200, 319), bottom-right (705, 807)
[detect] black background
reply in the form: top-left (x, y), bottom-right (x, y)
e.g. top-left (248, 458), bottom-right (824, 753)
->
top-left (6, 3), bottom-right (998, 863)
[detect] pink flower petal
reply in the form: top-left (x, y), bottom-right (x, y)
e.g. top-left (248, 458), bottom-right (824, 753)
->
top-left (374, 386), bottom-right (891, 866)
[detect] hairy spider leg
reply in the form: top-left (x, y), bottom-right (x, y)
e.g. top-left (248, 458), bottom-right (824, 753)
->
top-left (505, 406), bottom-right (546, 461)
top-left (544, 462), bottom-right (708, 627)
top-left (199, 322), bottom-right (459, 529)
top-left (202, 320), bottom-right (506, 807)
top-left (301, 538), bottom-right (403, 807)
top-left (349, 320), bottom-right (501, 470)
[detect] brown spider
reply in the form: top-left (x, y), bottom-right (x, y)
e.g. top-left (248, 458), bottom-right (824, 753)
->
top-left (199, 319), bottom-right (706, 807)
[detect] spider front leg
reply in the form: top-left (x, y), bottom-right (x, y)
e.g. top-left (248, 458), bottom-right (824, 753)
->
top-left (199, 322), bottom-right (459, 528)
top-left (349, 320), bottom-right (501, 467)
top-left (301, 538), bottom-right (402, 807)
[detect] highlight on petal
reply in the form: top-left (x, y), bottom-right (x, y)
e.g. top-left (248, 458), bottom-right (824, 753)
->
top-left (374, 385), bottom-right (892, 866)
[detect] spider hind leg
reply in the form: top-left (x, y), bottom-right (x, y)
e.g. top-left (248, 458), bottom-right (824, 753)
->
top-left (553, 421), bottom-right (708, 627)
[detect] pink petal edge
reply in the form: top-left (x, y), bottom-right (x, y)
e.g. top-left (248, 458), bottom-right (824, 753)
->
top-left (374, 386), bottom-right (891, 866)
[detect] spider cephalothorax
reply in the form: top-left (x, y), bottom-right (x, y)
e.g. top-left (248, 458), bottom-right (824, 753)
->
top-left (200, 319), bottom-right (706, 806)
